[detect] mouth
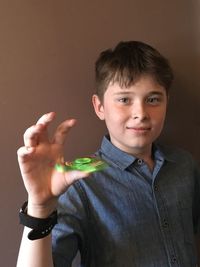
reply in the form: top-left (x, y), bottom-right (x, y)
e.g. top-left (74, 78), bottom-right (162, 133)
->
top-left (126, 126), bottom-right (151, 133)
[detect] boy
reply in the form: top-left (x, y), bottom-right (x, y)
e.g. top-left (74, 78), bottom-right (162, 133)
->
top-left (17, 41), bottom-right (200, 267)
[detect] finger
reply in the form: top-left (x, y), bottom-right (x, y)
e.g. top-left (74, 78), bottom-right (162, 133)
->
top-left (35, 112), bottom-right (57, 144)
top-left (52, 170), bottom-right (90, 195)
top-left (23, 124), bottom-right (46, 147)
top-left (23, 112), bottom-right (56, 148)
top-left (17, 146), bottom-right (35, 163)
top-left (66, 170), bottom-right (90, 184)
top-left (36, 112), bottom-right (56, 126)
top-left (53, 119), bottom-right (76, 145)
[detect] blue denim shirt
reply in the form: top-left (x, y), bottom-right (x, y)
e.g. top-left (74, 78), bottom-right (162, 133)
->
top-left (52, 136), bottom-right (200, 267)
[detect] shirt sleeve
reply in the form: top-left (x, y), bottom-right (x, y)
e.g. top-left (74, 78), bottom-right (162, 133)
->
top-left (193, 160), bottom-right (200, 235)
top-left (52, 181), bottom-right (89, 266)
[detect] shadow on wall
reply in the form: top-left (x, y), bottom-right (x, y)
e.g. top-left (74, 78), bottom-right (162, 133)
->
top-left (159, 77), bottom-right (200, 162)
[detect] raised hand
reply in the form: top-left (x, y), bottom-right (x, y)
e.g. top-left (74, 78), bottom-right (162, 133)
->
top-left (17, 112), bottom-right (89, 217)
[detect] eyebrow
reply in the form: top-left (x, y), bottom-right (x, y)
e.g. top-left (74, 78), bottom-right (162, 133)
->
top-left (113, 90), bottom-right (165, 96)
top-left (147, 91), bottom-right (166, 96)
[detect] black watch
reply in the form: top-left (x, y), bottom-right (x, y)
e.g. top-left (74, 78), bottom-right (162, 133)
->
top-left (19, 201), bottom-right (57, 240)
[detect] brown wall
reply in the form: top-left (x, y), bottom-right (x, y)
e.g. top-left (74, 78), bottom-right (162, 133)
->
top-left (0, 1), bottom-right (199, 266)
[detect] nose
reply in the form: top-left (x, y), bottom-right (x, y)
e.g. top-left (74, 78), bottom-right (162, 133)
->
top-left (131, 101), bottom-right (149, 121)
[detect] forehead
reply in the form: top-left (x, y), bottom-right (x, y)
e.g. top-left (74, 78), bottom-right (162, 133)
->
top-left (105, 75), bottom-right (167, 96)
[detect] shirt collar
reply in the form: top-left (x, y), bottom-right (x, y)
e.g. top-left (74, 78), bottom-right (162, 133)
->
top-left (154, 142), bottom-right (178, 163)
top-left (99, 135), bottom-right (137, 170)
top-left (98, 135), bottom-right (174, 170)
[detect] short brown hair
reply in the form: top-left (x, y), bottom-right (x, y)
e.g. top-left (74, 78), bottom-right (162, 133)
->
top-left (95, 41), bottom-right (174, 100)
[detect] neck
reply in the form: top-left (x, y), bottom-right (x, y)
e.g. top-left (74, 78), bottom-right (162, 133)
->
top-left (129, 146), bottom-right (155, 172)
top-left (144, 157), bottom-right (155, 172)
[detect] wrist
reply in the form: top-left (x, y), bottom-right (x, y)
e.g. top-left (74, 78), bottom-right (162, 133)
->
top-left (19, 201), bottom-right (58, 240)
top-left (27, 199), bottom-right (57, 219)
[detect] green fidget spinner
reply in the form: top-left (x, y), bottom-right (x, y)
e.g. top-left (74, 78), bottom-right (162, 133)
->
top-left (55, 157), bottom-right (108, 173)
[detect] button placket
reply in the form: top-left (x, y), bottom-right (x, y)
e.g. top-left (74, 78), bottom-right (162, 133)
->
top-left (171, 255), bottom-right (177, 264)
top-left (162, 219), bottom-right (169, 228)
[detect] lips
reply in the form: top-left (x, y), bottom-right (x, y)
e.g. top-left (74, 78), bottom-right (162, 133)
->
top-left (126, 126), bottom-right (151, 133)
top-left (127, 126), bottom-right (151, 130)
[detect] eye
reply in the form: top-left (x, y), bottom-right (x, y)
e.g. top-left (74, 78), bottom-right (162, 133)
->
top-left (146, 96), bottom-right (161, 105)
top-left (118, 97), bottom-right (130, 104)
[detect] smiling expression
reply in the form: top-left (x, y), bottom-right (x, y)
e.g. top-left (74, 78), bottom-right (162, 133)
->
top-left (93, 75), bottom-right (168, 158)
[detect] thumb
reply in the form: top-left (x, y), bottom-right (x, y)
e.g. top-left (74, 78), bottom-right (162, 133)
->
top-left (65, 170), bottom-right (90, 185)
top-left (51, 170), bottom-right (90, 197)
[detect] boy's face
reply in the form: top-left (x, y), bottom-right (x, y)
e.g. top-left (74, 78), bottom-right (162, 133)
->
top-left (92, 75), bottom-right (168, 158)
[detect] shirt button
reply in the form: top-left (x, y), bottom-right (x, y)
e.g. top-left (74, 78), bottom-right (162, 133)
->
top-left (171, 255), bottom-right (177, 264)
top-left (137, 159), bottom-right (143, 165)
top-left (162, 219), bottom-right (169, 228)
top-left (154, 185), bottom-right (158, 191)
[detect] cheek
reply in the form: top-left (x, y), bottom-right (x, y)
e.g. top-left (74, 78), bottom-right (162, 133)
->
top-left (157, 113), bottom-right (166, 128)
top-left (151, 109), bottom-right (166, 126)
top-left (104, 113), bottom-right (125, 129)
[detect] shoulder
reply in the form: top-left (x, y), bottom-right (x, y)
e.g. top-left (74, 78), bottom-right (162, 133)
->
top-left (156, 143), bottom-right (200, 176)
top-left (157, 143), bottom-right (196, 163)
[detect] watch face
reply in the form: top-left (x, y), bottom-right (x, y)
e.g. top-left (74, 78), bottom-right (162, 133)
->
top-left (55, 157), bottom-right (108, 173)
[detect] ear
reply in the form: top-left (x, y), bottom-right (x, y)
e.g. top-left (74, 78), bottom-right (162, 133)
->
top-left (92, 94), bottom-right (105, 120)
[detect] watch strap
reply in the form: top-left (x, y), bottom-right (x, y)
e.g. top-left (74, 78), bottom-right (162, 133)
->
top-left (19, 201), bottom-right (57, 240)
